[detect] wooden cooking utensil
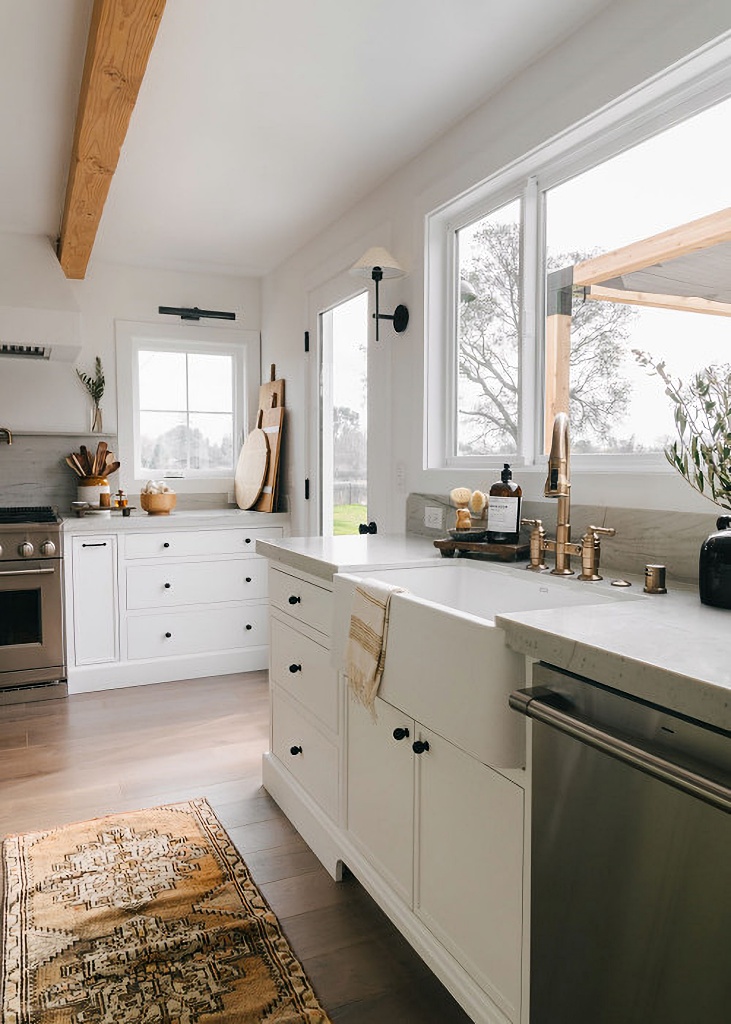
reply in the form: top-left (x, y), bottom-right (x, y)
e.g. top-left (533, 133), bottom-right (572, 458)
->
top-left (65, 455), bottom-right (85, 477)
top-left (79, 444), bottom-right (91, 475)
top-left (104, 460), bottom-right (121, 476)
top-left (93, 441), bottom-right (108, 476)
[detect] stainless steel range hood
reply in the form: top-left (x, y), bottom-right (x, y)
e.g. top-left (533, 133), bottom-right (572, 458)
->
top-left (0, 234), bottom-right (82, 362)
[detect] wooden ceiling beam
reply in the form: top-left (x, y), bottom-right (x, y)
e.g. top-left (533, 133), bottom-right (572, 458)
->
top-left (57, 0), bottom-right (167, 279)
top-left (573, 207), bottom-right (731, 287)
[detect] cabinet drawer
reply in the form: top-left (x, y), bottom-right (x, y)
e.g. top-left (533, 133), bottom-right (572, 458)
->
top-left (272, 690), bottom-right (339, 820)
top-left (269, 566), bottom-right (333, 635)
top-left (125, 527), bottom-right (282, 560)
top-left (126, 603), bottom-right (268, 660)
top-left (270, 618), bottom-right (338, 732)
top-left (126, 559), bottom-right (267, 610)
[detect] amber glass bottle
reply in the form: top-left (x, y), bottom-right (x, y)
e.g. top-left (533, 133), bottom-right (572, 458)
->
top-left (486, 463), bottom-right (522, 544)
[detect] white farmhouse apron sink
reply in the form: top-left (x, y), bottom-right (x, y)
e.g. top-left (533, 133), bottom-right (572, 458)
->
top-left (333, 560), bottom-right (634, 770)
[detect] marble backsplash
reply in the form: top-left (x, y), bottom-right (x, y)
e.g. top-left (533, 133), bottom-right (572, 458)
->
top-left (0, 434), bottom-right (232, 512)
top-left (406, 492), bottom-right (720, 584)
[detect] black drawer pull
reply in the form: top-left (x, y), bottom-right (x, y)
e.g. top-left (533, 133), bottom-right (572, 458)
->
top-left (82, 542), bottom-right (107, 548)
top-left (393, 727), bottom-right (410, 741)
top-left (412, 739), bottom-right (430, 754)
top-left (245, 577), bottom-right (252, 583)
top-left (163, 542), bottom-right (170, 548)
top-left (245, 623), bottom-right (252, 631)
top-left (164, 631), bottom-right (172, 639)
top-left (289, 663), bottom-right (302, 674)
top-left (290, 745), bottom-right (303, 756)
top-left (164, 582), bottom-right (171, 589)
top-left (245, 537), bottom-right (252, 544)
top-left (288, 595), bottom-right (301, 605)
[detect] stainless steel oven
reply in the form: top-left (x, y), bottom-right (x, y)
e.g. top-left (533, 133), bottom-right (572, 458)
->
top-left (0, 507), bottom-right (67, 704)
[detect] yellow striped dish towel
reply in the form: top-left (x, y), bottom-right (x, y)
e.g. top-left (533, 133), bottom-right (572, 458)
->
top-left (346, 579), bottom-right (406, 717)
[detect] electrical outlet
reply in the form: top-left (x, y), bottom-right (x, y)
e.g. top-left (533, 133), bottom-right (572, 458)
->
top-left (424, 506), bottom-right (444, 530)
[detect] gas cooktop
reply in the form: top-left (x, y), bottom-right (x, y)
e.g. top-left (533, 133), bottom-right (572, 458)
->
top-left (0, 506), bottom-right (61, 525)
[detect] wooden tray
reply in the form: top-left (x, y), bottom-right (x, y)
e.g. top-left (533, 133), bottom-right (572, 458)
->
top-left (434, 538), bottom-right (529, 561)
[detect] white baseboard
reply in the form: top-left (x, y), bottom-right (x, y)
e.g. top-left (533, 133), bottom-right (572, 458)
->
top-left (68, 646), bottom-right (268, 693)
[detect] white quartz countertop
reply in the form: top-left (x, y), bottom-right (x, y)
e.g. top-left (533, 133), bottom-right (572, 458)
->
top-left (257, 533), bottom-right (731, 730)
top-left (63, 509), bottom-right (289, 533)
top-left (255, 533), bottom-right (440, 579)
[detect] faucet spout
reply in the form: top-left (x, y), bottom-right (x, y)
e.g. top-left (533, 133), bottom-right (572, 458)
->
top-left (544, 411), bottom-right (569, 497)
top-left (0, 426), bottom-right (12, 445)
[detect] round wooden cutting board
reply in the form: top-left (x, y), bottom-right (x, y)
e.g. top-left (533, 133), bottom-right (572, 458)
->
top-left (234, 428), bottom-right (270, 509)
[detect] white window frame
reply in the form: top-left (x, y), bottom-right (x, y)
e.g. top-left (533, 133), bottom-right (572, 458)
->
top-left (115, 320), bottom-right (260, 493)
top-left (425, 32), bottom-right (731, 473)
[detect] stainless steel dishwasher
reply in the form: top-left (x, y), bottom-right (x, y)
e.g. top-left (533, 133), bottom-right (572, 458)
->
top-left (510, 663), bottom-right (731, 1024)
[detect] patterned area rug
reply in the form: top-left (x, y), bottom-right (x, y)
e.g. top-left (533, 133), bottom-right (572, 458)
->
top-left (1, 798), bottom-right (331, 1023)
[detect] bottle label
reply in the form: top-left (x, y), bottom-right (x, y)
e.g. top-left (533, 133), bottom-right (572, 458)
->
top-left (487, 496), bottom-right (520, 532)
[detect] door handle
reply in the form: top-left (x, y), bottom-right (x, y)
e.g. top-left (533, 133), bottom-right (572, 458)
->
top-left (0, 567), bottom-right (55, 577)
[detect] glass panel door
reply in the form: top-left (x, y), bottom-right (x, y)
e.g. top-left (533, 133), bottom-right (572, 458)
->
top-left (320, 292), bottom-right (369, 536)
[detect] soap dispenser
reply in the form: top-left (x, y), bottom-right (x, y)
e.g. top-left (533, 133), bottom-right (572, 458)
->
top-left (487, 463), bottom-right (522, 544)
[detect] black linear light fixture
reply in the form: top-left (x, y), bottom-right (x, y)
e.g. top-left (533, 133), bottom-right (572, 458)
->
top-left (350, 247), bottom-right (409, 341)
top-left (158, 306), bottom-right (236, 321)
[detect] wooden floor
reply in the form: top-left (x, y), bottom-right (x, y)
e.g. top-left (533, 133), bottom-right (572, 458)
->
top-left (0, 672), bottom-right (472, 1023)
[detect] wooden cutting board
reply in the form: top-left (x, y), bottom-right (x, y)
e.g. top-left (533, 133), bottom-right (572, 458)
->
top-left (253, 404), bottom-right (284, 512)
top-left (258, 363), bottom-right (285, 415)
top-left (234, 428), bottom-right (269, 509)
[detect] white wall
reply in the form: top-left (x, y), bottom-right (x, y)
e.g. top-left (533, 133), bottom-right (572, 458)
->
top-left (0, 257), bottom-right (259, 495)
top-left (261, 0), bottom-right (731, 535)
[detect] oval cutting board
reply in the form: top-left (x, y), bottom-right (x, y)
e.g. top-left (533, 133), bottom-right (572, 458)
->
top-left (234, 428), bottom-right (269, 509)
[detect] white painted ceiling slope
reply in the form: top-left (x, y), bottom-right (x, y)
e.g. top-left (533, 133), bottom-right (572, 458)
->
top-left (0, 0), bottom-right (612, 278)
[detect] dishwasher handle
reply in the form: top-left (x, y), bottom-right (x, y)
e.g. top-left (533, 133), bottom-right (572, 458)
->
top-left (510, 687), bottom-right (731, 814)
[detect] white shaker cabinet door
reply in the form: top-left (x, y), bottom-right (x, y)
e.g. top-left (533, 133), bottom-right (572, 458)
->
top-left (416, 729), bottom-right (524, 1024)
top-left (71, 535), bottom-right (118, 665)
top-left (347, 694), bottom-right (415, 906)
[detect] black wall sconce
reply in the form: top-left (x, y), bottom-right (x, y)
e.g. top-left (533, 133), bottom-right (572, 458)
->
top-left (350, 247), bottom-right (409, 341)
top-left (158, 306), bottom-right (236, 321)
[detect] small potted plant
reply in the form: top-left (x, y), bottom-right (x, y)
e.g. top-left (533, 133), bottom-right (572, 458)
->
top-left (635, 351), bottom-right (731, 607)
top-left (76, 357), bottom-right (105, 432)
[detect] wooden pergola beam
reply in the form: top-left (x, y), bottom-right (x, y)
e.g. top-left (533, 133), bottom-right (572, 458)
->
top-left (573, 207), bottom-right (731, 287)
top-left (57, 0), bottom-right (167, 280)
top-left (586, 284), bottom-right (731, 318)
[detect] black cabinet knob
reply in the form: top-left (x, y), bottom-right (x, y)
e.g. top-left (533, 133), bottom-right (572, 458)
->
top-left (164, 631), bottom-right (172, 639)
top-left (245, 624), bottom-right (252, 631)
top-left (164, 582), bottom-right (171, 589)
top-left (245, 577), bottom-right (252, 583)
top-left (290, 745), bottom-right (303, 756)
top-left (245, 537), bottom-right (252, 544)
top-left (289, 663), bottom-right (302, 673)
top-left (392, 727), bottom-right (410, 741)
top-left (163, 542), bottom-right (170, 548)
top-left (288, 595), bottom-right (301, 605)
top-left (412, 739), bottom-right (430, 755)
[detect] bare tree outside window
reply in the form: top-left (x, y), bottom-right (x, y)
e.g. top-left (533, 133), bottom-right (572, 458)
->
top-left (457, 216), bottom-right (636, 454)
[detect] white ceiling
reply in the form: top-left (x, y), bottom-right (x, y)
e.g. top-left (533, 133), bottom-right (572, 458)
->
top-left (0, 0), bottom-right (612, 278)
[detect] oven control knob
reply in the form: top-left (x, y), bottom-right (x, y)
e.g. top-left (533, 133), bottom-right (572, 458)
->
top-left (19, 541), bottom-right (34, 558)
top-left (40, 540), bottom-right (56, 556)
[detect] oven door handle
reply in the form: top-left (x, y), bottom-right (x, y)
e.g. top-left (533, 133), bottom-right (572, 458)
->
top-left (0, 567), bottom-right (56, 577)
top-left (509, 687), bottom-right (731, 814)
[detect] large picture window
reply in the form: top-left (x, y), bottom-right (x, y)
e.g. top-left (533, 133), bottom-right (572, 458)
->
top-left (426, 45), bottom-right (731, 470)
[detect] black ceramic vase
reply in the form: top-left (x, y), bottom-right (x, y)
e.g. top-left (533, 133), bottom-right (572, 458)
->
top-left (699, 515), bottom-right (731, 609)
